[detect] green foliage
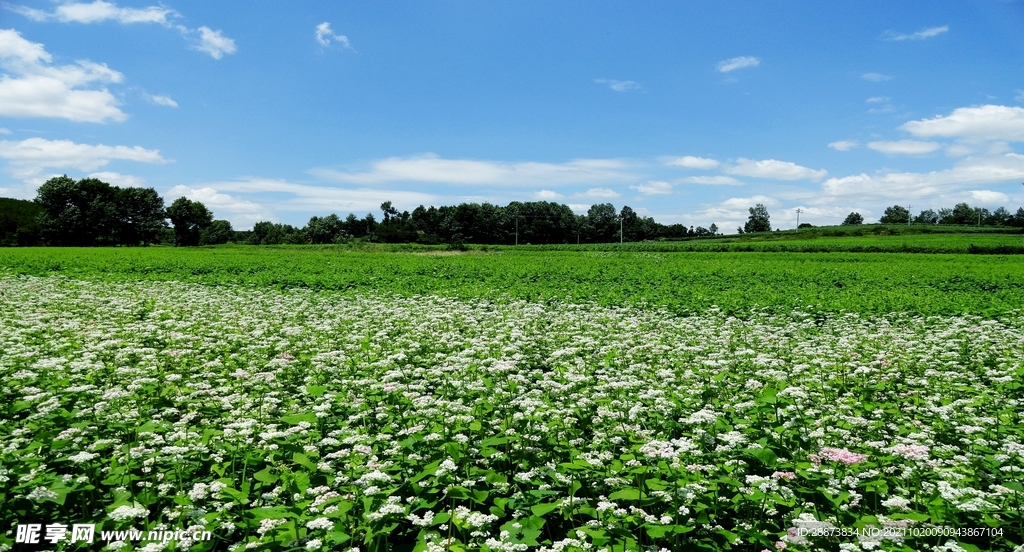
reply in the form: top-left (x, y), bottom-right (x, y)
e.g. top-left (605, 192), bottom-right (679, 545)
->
top-left (744, 203), bottom-right (771, 233)
top-left (200, 220), bottom-right (234, 245)
top-left (0, 197), bottom-right (42, 246)
top-left (4, 245), bottom-right (1024, 317)
top-left (34, 176), bottom-right (168, 246)
top-left (841, 212), bottom-right (863, 225)
top-left (166, 197), bottom-right (213, 246)
top-left (879, 205), bottom-right (910, 224)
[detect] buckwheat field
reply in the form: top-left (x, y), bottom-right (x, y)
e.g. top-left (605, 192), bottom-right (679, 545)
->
top-left (1, 249), bottom-right (1022, 552)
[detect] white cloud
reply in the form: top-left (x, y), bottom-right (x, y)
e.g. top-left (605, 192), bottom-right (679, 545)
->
top-left (866, 96), bottom-right (889, 103)
top-left (725, 158), bottom-right (828, 181)
top-left (721, 195), bottom-right (780, 209)
top-left (183, 178), bottom-right (440, 226)
top-left (167, 185), bottom-right (272, 228)
top-left (195, 27), bottom-right (236, 59)
top-left (0, 137), bottom-right (165, 179)
top-left (820, 152), bottom-right (1024, 199)
top-left (900, 105), bottom-right (1024, 142)
top-left (970, 189), bottom-right (1009, 204)
top-left (315, 22), bottom-right (352, 49)
top-left (0, 29), bottom-right (126, 122)
top-left (717, 56), bottom-right (760, 73)
top-left (311, 154), bottom-right (634, 186)
top-left (7, 1), bottom-right (177, 24)
top-left (883, 25), bottom-right (949, 41)
top-left (573, 188), bottom-right (620, 199)
top-left (680, 175), bottom-right (741, 185)
top-left (666, 156), bottom-right (719, 169)
top-left (594, 79), bottom-right (642, 92)
top-left (631, 180), bottom-right (672, 195)
top-left (9, 2), bottom-right (238, 60)
top-left (566, 203), bottom-right (591, 214)
top-left (144, 93), bottom-right (177, 107)
top-left (867, 140), bottom-right (941, 155)
top-left (86, 171), bottom-right (144, 187)
top-left (862, 73), bottom-right (892, 82)
top-left (0, 128), bottom-right (10, 135)
top-left (533, 189), bottom-right (563, 200)
top-left (828, 140), bottom-right (858, 151)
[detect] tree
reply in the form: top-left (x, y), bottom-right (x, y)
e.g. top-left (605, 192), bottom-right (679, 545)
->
top-left (914, 209), bottom-right (938, 224)
top-left (35, 176), bottom-right (119, 246)
top-left (744, 204), bottom-right (771, 233)
top-left (842, 212), bottom-right (863, 225)
top-left (709, 223), bottom-right (718, 235)
top-left (949, 203), bottom-right (975, 225)
top-left (166, 197), bottom-right (213, 246)
top-left (200, 219), bottom-right (234, 245)
top-left (116, 187), bottom-right (167, 245)
top-left (879, 205), bottom-right (909, 224)
top-left (586, 203), bottom-right (618, 242)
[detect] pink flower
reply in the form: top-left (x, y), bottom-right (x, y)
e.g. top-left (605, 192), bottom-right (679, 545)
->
top-left (817, 447), bottom-right (868, 465)
top-left (775, 542), bottom-right (788, 550)
top-left (772, 471), bottom-right (797, 481)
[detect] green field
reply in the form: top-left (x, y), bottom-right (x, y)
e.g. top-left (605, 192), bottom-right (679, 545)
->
top-left (2, 242), bottom-right (1024, 317)
top-left (1, 241), bottom-right (1023, 551)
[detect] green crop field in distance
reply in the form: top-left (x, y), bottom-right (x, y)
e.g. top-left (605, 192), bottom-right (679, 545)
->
top-left (2, 244), bottom-right (1023, 317)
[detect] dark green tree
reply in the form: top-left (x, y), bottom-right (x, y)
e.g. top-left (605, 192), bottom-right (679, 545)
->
top-left (116, 187), bottom-right (167, 245)
top-left (200, 219), bottom-right (234, 245)
top-left (842, 212), bottom-right (864, 225)
top-left (744, 203), bottom-right (771, 233)
top-left (166, 197), bottom-right (213, 246)
top-left (879, 205), bottom-right (910, 224)
top-left (914, 209), bottom-right (938, 224)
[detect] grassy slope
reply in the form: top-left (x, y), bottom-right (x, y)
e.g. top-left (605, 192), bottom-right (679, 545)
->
top-left (2, 243), bottom-right (1023, 317)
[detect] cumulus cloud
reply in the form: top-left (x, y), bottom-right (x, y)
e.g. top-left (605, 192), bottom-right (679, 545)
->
top-left (315, 22), bottom-right (352, 49)
top-left (862, 73), bottom-right (892, 82)
top-left (717, 56), bottom-right (760, 73)
top-left (867, 140), bottom-right (942, 156)
top-left (883, 25), bottom-right (949, 41)
top-left (680, 175), bottom-right (741, 185)
top-left (144, 93), bottom-right (177, 107)
top-left (167, 185), bottom-right (272, 228)
top-left (182, 178), bottom-right (439, 226)
top-left (194, 27), bottom-right (236, 59)
top-left (724, 158), bottom-right (828, 181)
top-left (311, 154), bottom-right (634, 186)
top-left (828, 141), bottom-right (858, 151)
top-left (900, 105), bottom-right (1024, 142)
top-left (630, 181), bottom-right (672, 195)
top-left (0, 137), bottom-right (165, 179)
top-left (6, 1), bottom-right (177, 24)
top-left (594, 79), bottom-right (642, 92)
top-left (533, 189), bottom-right (563, 200)
top-left (573, 188), bottom-right (620, 199)
top-left (820, 152), bottom-right (1024, 199)
top-left (666, 156), bottom-right (720, 169)
top-left (970, 189), bottom-right (1009, 204)
top-left (86, 171), bottom-right (144, 187)
top-left (0, 29), bottom-right (126, 122)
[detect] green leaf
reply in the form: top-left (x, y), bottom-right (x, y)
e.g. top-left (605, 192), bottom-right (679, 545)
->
top-left (744, 447), bottom-right (777, 466)
top-left (305, 385), bottom-right (327, 397)
top-left (293, 452), bottom-right (316, 470)
top-left (254, 468), bottom-right (278, 484)
top-left (282, 412), bottom-right (317, 425)
top-left (530, 502), bottom-right (561, 517)
top-left (608, 488), bottom-right (640, 501)
top-left (249, 506), bottom-right (291, 520)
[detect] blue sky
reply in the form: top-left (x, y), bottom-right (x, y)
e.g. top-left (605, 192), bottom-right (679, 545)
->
top-left (2, 1), bottom-right (1024, 230)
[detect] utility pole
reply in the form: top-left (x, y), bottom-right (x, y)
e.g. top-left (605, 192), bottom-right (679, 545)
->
top-left (620, 216), bottom-right (623, 244)
top-left (907, 204), bottom-right (912, 226)
top-left (795, 208), bottom-right (803, 231)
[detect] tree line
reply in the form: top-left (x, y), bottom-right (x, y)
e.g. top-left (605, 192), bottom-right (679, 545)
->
top-left (4, 176), bottom-right (1024, 247)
